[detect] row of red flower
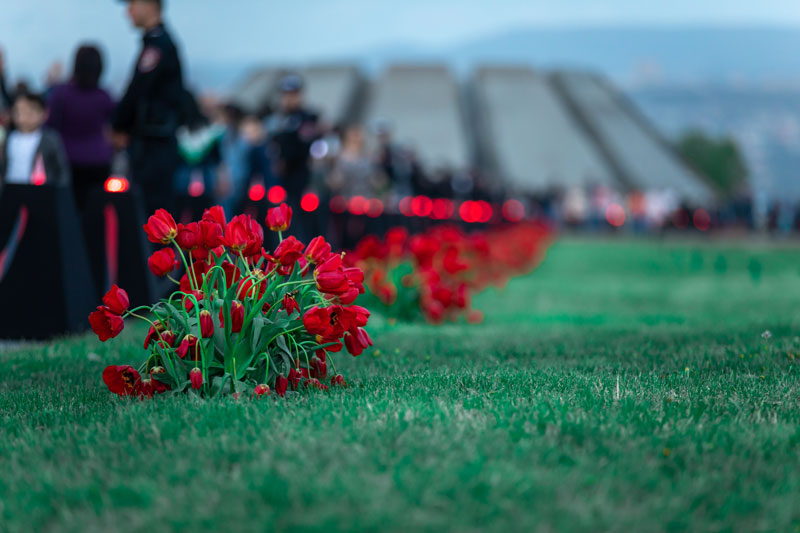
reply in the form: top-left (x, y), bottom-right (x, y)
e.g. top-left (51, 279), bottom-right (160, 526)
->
top-left (92, 203), bottom-right (372, 399)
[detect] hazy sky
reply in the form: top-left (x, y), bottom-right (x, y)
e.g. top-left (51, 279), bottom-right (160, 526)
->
top-left (2, 0), bottom-right (800, 92)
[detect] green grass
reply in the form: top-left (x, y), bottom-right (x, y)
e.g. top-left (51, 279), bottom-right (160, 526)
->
top-left (2, 238), bottom-right (800, 532)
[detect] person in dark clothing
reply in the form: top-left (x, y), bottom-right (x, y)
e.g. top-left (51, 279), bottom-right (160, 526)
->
top-left (112, 0), bottom-right (184, 215)
top-left (266, 74), bottom-right (320, 209)
top-left (47, 45), bottom-right (115, 211)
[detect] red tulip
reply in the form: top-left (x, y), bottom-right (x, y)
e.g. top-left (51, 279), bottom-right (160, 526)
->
top-left (102, 365), bottom-right (141, 396)
top-left (139, 378), bottom-right (170, 398)
top-left (344, 327), bottom-right (372, 356)
top-left (101, 284), bottom-right (129, 315)
top-left (275, 375), bottom-right (288, 397)
top-left (266, 203), bottom-right (292, 232)
top-left (288, 366), bottom-right (309, 390)
top-left (314, 255), bottom-right (349, 295)
top-left (202, 205), bottom-right (227, 226)
top-left (310, 354), bottom-right (327, 379)
top-left (304, 236), bottom-right (331, 264)
top-left (176, 222), bottom-right (200, 250)
top-left (330, 374), bottom-right (348, 388)
top-left (176, 334), bottom-right (200, 360)
top-left (148, 248), bottom-right (178, 277)
top-left (199, 310), bottom-right (214, 338)
top-left (157, 330), bottom-right (176, 349)
top-left (219, 301), bottom-right (244, 333)
top-left (190, 367), bottom-right (203, 389)
top-left (304, 378), bottom-right (328, 391)
top-left (143, 321), bottom-right (165, 348)
top-left (273, 236), bottom-right (304, 267)
top-left (254, 384), bottom-right (270, 396)
top-left (302, 306), bottom-right (333, 336)
top-left (143, 208), bottom-right (178, 244)
top-left (89, 306), bottom-right (124, 342)
top-left (224, 214), bottom-right (262, 254)
top-left (198, 219), bottom-right (222, 248)
top-left (282, 294), bottom-right (299, 315)
top-left (182, 290), bottom-right (205, 312)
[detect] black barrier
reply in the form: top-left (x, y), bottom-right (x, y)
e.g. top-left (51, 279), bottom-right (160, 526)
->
top-left (0, 184), bottom-right (97, 339)
top-left (83, 180), bottom-right (157, 308)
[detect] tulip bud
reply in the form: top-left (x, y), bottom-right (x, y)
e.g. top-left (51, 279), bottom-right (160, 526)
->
top-left (330, 374), bottom-right (347, 388)
top-left (266, 203), bottom-right (292, 232)
top-left (143, 208), bottom-right (178, 244)
top-left (190, 367), bottom-right (203, 390)
top-left (254, 384), bottom-right (270, 397)
top-left (199, 310), bottom-right (214, 338)
top-left (310, 355), bottom-right (327, 379)
top-left (220, 301), bottom-right (245, 333)
top-left (275, 375), bottom-right (288, 397)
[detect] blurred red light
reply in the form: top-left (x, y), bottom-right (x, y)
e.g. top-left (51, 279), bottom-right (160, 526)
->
top-left (606, 203), bottom-right (626, 227)
top-left (477, 200), bottom-right (493, 223)
top-left (104, 176), bottom-right (130, 193)
top-left (366, 198), bottom-right (384, 218)
top-left (693, 208), bottom-right (711, 231)
top-left (330, 195), bottom-right (347, 214)
top-left (349, 195), bottom-right (368, 215)
top-left (398, 196), bottom-right (413, 217)
top-left (248, 183), bottom-right (265, 202)
top-left (431, 198), bottom-right (453, 219)
top-left (188, 180), bottom-right (205, 198)
top-left (267, 185), bottom-right (286, 204)
top-left (411, 195), bottom-right (432, 217)
top-left (459, 201), bottom-right (480, 223)
top-left (502, 199), bottom-right (525, 222)
top-left (301, 192), bottom-right (320, 212)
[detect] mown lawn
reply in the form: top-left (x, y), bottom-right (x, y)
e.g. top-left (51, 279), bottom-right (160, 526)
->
top-left (2, 238), bottom-right (800, 532)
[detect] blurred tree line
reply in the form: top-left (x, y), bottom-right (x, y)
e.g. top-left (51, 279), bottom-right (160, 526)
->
top-left (676, 130), bottom-right (748, 197)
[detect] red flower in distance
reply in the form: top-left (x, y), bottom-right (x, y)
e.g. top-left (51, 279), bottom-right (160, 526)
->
top-left (101, 284), bottom-right (129, 315)
top-left (143, 209), bottom-right (178, 244)
top-left (190, 368), bottom-right (203, 389)
top-left (275, 375), bottom-right (288, 397)
top-left (305, 236), bottom-right (331, 264)
top-left (344, 327), bottom-right (372, 356)
top-left (310, 354), bottom-right (327, 379)
top-left (139, 378), bottom-right (170, 398)
top-left (176, 222), bottom-right (200, 250)
top-left (199, 310), bottom-right (214, 338)
top-left (266, 203), bottom-right (292, 232)
top-left (89, 306), bottom-right (124, 341)
top-left (254, 384), bottom-right (271, 396)
top-left (103, 365), bottom-right (141, 396)
top-left (330, 374), bottom-right (348, 388)
top-left (148, 248), bottom-right (178, 277)
top-left (220, 301), bottom-right (244, 333)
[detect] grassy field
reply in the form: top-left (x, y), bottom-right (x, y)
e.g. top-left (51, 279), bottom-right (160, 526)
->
top-left (2, 238), bottom-right (800, 532)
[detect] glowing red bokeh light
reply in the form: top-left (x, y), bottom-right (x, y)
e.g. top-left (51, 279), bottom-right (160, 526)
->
top-left (410, 195), bottom-right (433, 217)
top-left (431, 198), bottom-right (454, 220)
top-left (301, 192), bottom-right (320, 212)
top-left (188, 180), bottom-right (205, 198)
top-left (398, 196), bottom-right (413, 217)
top-left (329, 195), bottom-right (347, 214)
top-left (349, 195), bottom-right (368, 215)
top-left (605, 203), bottom-right (626, 227)
top-left (267, 185), bottom-right (286, 204)
top-left (502, 199), bottom-right (525, 222)
top-left (366, 198), bottom-right (384, 218)
top-left (104, 176), bottom-right (130, 193)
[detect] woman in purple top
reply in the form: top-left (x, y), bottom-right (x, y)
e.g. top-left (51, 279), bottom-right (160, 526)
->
top-left (47, 44), bottom-right (114, 210)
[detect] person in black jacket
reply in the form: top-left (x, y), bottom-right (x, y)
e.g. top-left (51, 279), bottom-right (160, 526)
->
top-left (113, 0), bottom-right (184, 215)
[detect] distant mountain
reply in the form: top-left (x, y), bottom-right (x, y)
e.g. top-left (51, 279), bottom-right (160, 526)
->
top-left (357, 26), bottom-right (800, 87)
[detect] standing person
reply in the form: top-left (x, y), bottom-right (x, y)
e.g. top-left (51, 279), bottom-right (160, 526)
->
top-left (47, 45), bottom-right (115, 211)
top-left (267, 74), bottom-right (319, 235)
top-left (112, 0), bottom-right (184, 215)
top-left (0, 92), bottom-right (70, 187)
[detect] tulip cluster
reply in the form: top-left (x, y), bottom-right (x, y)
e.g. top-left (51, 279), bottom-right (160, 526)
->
top-left (347, 222), bottom-right (551, 323)
top-left (93, 204), bottom-right (370, 399)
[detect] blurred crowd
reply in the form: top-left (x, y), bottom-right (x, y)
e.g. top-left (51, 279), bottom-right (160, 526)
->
top-left (0, 37), bottom-right (781, 245)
